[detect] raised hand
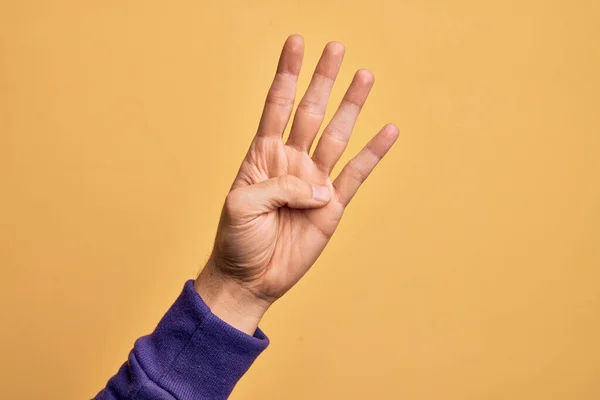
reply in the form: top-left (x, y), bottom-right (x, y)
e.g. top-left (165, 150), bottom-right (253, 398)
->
top-left (195, 34), bottom-right (399, 334)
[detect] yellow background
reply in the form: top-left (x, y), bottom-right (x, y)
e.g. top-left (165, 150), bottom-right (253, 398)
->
top-left (1, 1), bottom-right (599, 399)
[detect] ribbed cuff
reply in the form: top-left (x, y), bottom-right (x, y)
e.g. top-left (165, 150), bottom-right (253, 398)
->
top-left (133, 280), bottom-right (269, 399)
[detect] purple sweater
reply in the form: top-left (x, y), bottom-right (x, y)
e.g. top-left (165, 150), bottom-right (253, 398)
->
top-left (94, 280), bottom-right (269, 399)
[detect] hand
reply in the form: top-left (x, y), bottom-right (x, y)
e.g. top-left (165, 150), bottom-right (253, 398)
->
top-left (195, 34), bottom-right (399, 334)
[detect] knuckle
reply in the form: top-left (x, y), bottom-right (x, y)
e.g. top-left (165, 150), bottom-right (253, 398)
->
top-left (277, 175), bottom-right (290, 192)
top-left (297, 99), bottom-right (325, 117)
top-left (265, 92), bottom-right (294, 108)
top-left (323, 126), bottom-right (348, 144)
top-left (278, 175), bottom-right (299, 199)
top-left (347, 161), bottom-right (366, 182)
top-left (224, 190), bottom-right (244, 215)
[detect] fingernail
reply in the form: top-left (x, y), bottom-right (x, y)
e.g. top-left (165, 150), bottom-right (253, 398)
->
top-left (312, 184), bottom-right (331, 202)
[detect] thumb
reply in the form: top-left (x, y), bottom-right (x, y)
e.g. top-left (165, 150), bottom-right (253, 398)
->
top-left (231, 175), bottom-right (332, 215)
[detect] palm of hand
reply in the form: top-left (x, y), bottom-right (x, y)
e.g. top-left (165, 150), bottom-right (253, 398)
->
top-left (223, 138), bottom-right (343, 300)
top-left (211, 35), bottom-right (398, 302)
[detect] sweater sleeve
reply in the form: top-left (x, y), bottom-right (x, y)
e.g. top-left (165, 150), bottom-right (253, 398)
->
top-left (94, 280), bottom-right (269, 400)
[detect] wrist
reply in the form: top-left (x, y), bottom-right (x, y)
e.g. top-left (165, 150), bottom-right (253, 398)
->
top-left (194, 259), bottom-right (271, 335)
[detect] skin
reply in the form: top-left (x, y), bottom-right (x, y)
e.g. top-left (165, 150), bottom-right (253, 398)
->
top-left (194, 34), bottom-right (399, 335)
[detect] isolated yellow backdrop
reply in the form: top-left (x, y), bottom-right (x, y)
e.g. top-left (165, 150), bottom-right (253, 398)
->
top-left (1, 1), bottom-right (599, 399)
